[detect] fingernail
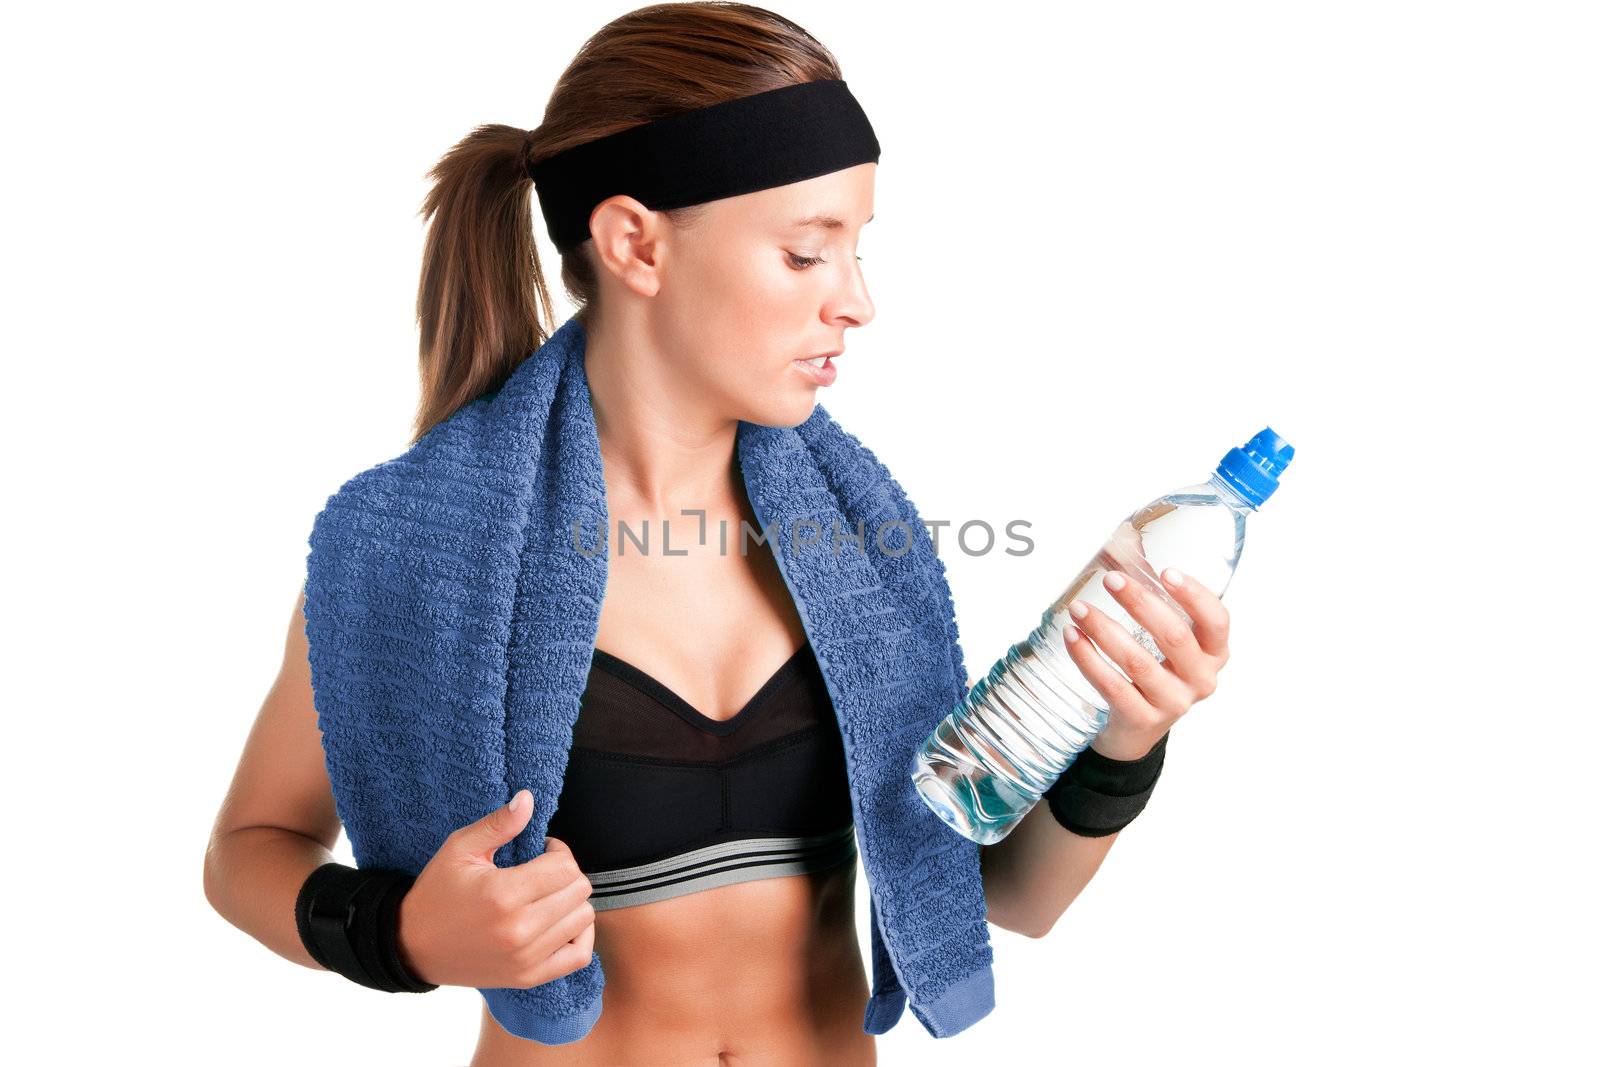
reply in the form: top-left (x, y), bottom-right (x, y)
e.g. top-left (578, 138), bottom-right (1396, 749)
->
top-left (1103, 571), bottom-right (1126, 592)
top-left (1065, 625), bottom-right (1080, 643)
top-left (1069, 600), bottom-right (1088, 619)
top-left (509, 790), bottom-right (526, 812)
top-left (1163, 568), bottom-right (1184, 587)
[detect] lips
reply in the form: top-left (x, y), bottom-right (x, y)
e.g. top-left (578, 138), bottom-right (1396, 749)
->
top-left (791, 351), bottom-right (841, 386)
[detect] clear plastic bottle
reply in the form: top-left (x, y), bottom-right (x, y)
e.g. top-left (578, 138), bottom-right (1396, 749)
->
top-left (913, 427), bottom-right (1294, 845)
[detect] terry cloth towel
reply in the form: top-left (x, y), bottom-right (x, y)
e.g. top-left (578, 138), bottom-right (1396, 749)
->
top-left (301, 313), bottom-right (996, 1044)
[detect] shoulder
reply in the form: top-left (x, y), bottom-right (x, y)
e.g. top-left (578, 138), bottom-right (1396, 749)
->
top-left (310, 393), bottom-right (502, 522)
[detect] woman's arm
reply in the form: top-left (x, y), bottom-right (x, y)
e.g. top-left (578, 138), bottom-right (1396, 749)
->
top-left (979, 793), bottom-right (1120, 939)
top-left (979, 566), bottom-right (1227, 937)
top-left (202, 590), bottom-right (342, 970)
top-left (962, 666), bottom-right (1123, 939)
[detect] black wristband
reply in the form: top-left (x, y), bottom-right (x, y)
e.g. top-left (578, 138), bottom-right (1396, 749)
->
top-left (294, 861), bottom-right (438, 993)
top-left (1043, 730), bottom-right (1170, 838)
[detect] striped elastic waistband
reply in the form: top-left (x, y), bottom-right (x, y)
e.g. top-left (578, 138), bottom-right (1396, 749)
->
top-left (585, 824), bottom-right (858, 911)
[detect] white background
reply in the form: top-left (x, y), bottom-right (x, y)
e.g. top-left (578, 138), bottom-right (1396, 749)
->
top-left (6, 1), bottom-right (1596, 1063)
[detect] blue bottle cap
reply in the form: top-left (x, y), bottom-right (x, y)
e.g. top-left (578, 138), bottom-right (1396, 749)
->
top-left (1216, 427), bottom-right (1294, 508)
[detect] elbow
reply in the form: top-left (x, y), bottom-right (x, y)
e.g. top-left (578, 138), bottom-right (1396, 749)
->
top-left (996, 906), bottom-right (1054, 939)
top-left (202, 847), bottom-right (223, 915)
top-left (996, 916), bottom-right (1053, 940)
top-left (202, 831), bottom-right (234, 917)
top-left (985, 899), bottom-right (1057, 940)
top-left (983, 865), bottom-right (1055, 939)
top-left (1010, 900), bottom-right (1063, 940)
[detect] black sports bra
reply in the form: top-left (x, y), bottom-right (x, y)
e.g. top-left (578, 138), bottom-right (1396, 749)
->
top-left (545, 639), bottom-right (857, 911)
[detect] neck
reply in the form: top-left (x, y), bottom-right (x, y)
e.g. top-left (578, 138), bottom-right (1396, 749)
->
top-left (581, 310), bottom-right (740, 514)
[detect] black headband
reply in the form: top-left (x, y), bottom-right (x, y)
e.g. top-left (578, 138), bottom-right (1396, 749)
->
top-left (527, 79), bottom-right (880, 253)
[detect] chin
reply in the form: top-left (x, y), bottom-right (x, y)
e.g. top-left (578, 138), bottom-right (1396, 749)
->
top-left (740, 392), bottom-right (819, 429)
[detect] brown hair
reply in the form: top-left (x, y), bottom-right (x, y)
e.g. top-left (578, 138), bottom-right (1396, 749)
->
top-left (409, 2), bottom-right (844, 443)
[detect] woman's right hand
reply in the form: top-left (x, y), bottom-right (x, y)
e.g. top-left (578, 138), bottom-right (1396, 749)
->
top-left (396, 789), bottom-right (596, 989)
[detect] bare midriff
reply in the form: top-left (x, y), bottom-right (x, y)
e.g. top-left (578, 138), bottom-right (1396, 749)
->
top-left (468, 859), bottom-right (875, 1066)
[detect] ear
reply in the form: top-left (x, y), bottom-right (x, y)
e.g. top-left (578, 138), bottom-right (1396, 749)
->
top-left (587, 194), bottom-right (665, 298)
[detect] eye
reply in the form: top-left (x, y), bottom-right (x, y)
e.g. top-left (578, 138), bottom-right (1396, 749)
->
top-left (787, 251), bottom-right (866, 270)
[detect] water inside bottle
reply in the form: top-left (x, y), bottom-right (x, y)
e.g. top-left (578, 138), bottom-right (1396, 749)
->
top-left (913, 478), bottom-right (1250, 844)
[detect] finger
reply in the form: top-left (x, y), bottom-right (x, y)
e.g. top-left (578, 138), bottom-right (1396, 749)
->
top-left (547, 915), bottom-right (597, 978)
top-left (507, 839), bottom-right (588, 900)
top-left (1099, 569), bottom-right (1212, 687)
top-left (1062, 617), bottom-right (1155, 723)
top-left (1158, 567), bottom-right (1230, 662)
top-left (522, 877), bottom-right (596, 956)
top-left (567, 914), bottom-right (596, 954)
top-left (539, 888), bottom-right (597, 952)
top-left (1066, 595), bottom-right (1190, 714)
top-left (450, 790), bottom-right (534, 863)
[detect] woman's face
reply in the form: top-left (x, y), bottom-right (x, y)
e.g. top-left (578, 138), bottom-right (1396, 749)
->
top-left (643, 162), bottom-right (877, 428)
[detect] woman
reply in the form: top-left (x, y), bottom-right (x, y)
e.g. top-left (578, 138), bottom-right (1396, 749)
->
top-left (202, 4), bottom-right (1231, 1065)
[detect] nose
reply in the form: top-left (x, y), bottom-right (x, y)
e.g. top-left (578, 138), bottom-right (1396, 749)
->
top-left (828, 256), bottom-right (875, 329)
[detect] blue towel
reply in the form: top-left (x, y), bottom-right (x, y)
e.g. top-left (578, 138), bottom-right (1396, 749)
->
top-left (302, 313), bottom-right (995, 1044)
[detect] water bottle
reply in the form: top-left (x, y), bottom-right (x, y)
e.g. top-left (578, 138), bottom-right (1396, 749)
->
top-left (913, 427), bottom-right (1294, 845)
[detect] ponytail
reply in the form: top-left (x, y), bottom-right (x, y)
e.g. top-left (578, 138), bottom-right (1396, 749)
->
top-left (411, 124), bottom-right (554, 444)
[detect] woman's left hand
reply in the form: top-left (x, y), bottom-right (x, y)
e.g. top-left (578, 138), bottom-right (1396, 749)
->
top-left (1063, 567), bottom-right (1231, 761)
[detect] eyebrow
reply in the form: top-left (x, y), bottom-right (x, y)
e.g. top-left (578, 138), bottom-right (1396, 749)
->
top-left (788, 212), bottom-right (875, 230)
